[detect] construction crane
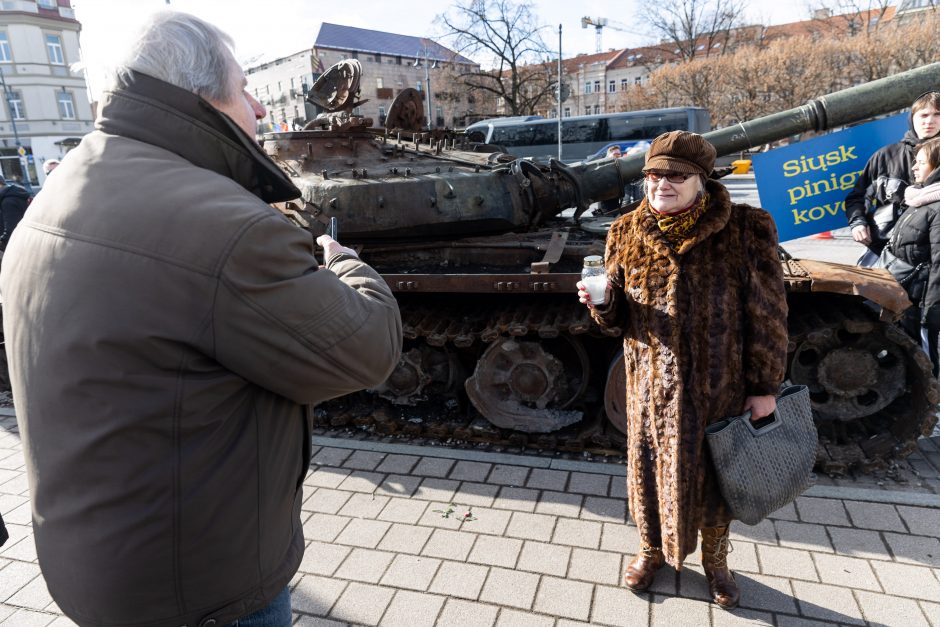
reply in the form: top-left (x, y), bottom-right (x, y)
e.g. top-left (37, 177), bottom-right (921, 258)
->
top-left (581, 16), bottom-right (644, 53)
top-left (581, 17), bottom-right (608, 53)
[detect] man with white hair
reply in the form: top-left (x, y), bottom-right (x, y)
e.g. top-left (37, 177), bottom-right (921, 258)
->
top-left (0, 12), bottom-right (402, 626)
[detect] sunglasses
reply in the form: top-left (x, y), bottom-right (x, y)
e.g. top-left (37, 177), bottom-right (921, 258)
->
top-left (644, 171), bottom-right (695, 184)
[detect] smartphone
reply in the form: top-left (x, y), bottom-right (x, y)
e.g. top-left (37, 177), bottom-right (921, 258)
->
top-left (327, 217), bottom-right (338, 240)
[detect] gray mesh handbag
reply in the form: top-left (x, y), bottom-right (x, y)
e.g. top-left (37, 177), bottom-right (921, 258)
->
top-left (705, 385), bottom-right (817, 525)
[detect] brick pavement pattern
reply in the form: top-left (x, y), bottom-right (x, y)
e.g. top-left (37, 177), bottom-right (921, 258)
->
top-left (0, 414), bottom-right (938, 626)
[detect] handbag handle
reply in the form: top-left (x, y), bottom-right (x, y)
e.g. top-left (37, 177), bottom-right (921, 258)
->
top-left (706, 409), bottom-right (784, 438)
top-left (705, 386), bottom-right (808, 438)
top-left (736, 409), bottom-right (784, 437)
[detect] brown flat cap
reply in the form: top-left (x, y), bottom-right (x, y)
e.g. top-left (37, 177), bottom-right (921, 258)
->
top-left (643, 131), bottom-right (716, 177)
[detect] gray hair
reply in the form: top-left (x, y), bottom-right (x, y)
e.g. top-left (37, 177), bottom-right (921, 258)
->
top-left (115, 11), bottom-right (238, 104)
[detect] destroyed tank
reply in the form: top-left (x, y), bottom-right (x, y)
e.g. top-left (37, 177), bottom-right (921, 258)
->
top-left (262, 59), bottom-right (940, 475)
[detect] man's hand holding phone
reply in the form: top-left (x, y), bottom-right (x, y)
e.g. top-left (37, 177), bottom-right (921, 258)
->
top-left (316, 235), bottom-right (358, 263)
top-left (318, 217), bottom-right (358, 262)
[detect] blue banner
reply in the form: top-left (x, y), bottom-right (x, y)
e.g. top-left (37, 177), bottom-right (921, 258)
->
top-left (751, 113), bottom-right (908, 242)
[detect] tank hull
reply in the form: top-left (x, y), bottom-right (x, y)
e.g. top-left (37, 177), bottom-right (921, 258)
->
top-left (257, 60), bottom-right (940, 474)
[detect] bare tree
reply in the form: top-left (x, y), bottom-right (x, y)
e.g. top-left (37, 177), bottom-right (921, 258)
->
top-left (644, 0), bottom-right (750, 62)
top-left (436, 0), bottom-right (556, 116)
top-left (893, 9), bottom-right (940, 69)
top-left (617, 7), bottom-right (940, 131)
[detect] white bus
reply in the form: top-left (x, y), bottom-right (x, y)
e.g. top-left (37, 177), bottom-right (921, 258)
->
top-left (465, 107), bottom-right (711, 162)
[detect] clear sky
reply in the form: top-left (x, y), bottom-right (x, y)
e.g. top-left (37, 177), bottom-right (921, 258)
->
top-left (71, 0), bottom-right (816, 94)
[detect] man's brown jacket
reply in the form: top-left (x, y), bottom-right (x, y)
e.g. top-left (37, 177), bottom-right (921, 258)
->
top-left (0, 72), bottom-right (402, 627)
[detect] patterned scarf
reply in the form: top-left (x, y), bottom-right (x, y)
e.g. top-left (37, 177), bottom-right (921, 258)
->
top-left (650, 192), bottom-right (710, 248)
top-left (904, 180), bottom-right (940, 208)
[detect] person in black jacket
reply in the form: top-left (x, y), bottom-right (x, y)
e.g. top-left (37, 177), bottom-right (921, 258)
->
top-left (0, 175), bottom-right (30, 253)
top-left (883, 137), bottom-right (940, 374)
top-left (846, 91), bottom-right (940, 255)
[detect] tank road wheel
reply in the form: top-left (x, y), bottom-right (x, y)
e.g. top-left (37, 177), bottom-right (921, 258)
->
top-left (465, 335), bottom-right (589, 433)
top-left (604, 353), bottom-right (628, 436)
top-left (788, 305), bottom-right (940, 474)
top-left (372, 344), bottom-right (463, 405)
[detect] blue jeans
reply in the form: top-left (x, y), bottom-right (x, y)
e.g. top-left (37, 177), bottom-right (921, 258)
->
top-left (223, 587), bottom-right (291, 627)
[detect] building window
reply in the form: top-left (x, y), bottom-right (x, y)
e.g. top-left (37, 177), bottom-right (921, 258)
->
top-left (584, 82), bottom-right (592, 94)
top-left (593, 80), bottom-right (600, 92)
top-left (416, 82), bottom-right (423, 91)
top-left (635, 76), bottom-right (642, 85)
top-left (594, 105), bottom-right (600, 114)
top-left (46, 34), bottom-right (64, 65)
top-left (38, 0), bottom-right (57, 8)
top-left (584, 107), bottom-right (590, 115)
top-left (6, 90), bottom-right (25, 119)
top-left (376, 77), bottom-right (383, 89)
top-left (608, 80), bottom-right (615, 93)
top-left (620, 78), bottom-right (628, 90)
top-left (563, 107), bottom-right (570, 117)
top-left (0, 32), bottom-right (10, 63)
top-left (57, 90), bottom-right (75, 119)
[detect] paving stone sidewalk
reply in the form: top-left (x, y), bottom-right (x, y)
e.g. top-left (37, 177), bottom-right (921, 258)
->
top-left (0, 413), bottom-right (938, 626)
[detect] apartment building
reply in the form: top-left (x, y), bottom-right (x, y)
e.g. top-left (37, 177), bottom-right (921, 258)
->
top-left (246, 23), bottom-right (479, 132)
top-left (0, 0), bottom-right (92, 188)
top-left (245, 49), bottom-right (319, 133)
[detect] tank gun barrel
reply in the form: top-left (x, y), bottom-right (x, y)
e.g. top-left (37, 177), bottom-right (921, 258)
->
top-left (609, 61), bottom-right (940, 183)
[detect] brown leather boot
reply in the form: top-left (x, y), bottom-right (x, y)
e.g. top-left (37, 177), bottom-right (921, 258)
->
top-left (623, 543), bottom-right (665, 591)
top-left (701, 525), bottom-right (740, 609)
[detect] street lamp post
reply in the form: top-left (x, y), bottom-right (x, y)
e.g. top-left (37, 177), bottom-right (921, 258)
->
top-left (557, 24), bottom-right (562, 161)
top-left (416, 41), bottom-right (435, 131)
top-left (0, 65), bottom-right (32, 193)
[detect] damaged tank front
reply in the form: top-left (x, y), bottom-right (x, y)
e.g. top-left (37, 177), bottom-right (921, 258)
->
top-left (261, 59), bottom-right (940, 475)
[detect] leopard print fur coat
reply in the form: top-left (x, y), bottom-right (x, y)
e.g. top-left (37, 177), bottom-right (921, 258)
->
top-left (591, 179), bottom-right (789, 568)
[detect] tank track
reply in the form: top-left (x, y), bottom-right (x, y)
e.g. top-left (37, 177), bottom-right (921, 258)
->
top-left (314, 296), bottom-right (940, 476)
top-left (786, 298), bottom-right (940, 476)
top-left (315, 296), bottom-right (629, 457)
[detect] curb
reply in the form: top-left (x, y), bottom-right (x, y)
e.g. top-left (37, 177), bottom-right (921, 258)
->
top-left (803, 484), bottom-right (940, 508)
top-left (4, 409), bottom-right (934, 505)
top-left (314, 436), bottom-right (627, 476)
top-left (315, 435), bottom-right (940, 504)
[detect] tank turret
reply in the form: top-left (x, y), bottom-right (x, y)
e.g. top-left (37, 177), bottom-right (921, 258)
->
top-left (261, 60), bottom-right (940, 475)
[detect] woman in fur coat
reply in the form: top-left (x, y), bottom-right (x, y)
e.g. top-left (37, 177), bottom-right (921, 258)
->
top-left (577, 131), bottom-right (789, 609)
top-left (884, 136), bottom-right (940, 374)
